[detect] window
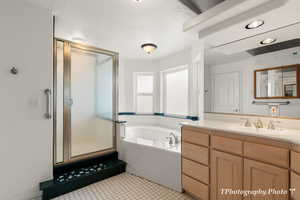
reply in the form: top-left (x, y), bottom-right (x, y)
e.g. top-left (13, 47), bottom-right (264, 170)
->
top-left (162, 66), bottom-right (189, 116)
top-left (134, 73), bottom-right (154, 113)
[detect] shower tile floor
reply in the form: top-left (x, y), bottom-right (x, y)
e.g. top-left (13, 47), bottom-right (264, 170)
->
top-left (53, 173), bottom-right (194, 200)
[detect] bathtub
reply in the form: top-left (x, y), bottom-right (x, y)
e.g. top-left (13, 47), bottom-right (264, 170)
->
top-left (120, 126), bottom-right (182, 192)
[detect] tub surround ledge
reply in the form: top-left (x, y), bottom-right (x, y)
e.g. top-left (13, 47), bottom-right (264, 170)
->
top-left (118, 112), bottom-right (199, 121)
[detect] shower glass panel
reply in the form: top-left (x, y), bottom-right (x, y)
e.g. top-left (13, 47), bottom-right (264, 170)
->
top-left (54, 39), bottom-right (117, 165)
top-left (55, 41), bottom-right (64, 163)
top-left (70, 47), bottom-right (114, 157)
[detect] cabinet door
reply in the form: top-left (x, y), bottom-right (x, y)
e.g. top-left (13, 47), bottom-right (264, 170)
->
top-left (211, 150), bottom-right (243, 200)
top-left (291, 172), bottom-right (300, 200)
top-left (244, 159), bottom-right (289, 200)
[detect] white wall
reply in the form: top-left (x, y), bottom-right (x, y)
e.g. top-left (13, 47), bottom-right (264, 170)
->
top-left (205, 47), bottom-right (300, 118)
top-left (119, 59), bottom-right (160, 112)
top-left (157, 49), bottom-right (191, 71)
top-left (119, 45), bottom-right (205, 118)
top-left (0, 1), bottom-right (53, 200)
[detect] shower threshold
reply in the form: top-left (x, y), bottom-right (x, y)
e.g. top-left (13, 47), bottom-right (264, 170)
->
top-left (40, 152), bottom-right (126, 200)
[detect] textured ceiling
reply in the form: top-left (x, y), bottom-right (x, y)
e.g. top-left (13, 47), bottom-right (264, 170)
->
top-left (204, 0), bottom-right (300, 65)
top-left (26, 0), bottom-right (197, 60)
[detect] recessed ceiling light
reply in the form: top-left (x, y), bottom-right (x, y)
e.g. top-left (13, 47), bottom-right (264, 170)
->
top-left (245, 20), bottom-right (264, 29)
top-left (260, 38), bottom-right (277, 45)
top-left (141, 43), bottom-right (157, 54)
top-left (134, 0), bottom-right (143, 2)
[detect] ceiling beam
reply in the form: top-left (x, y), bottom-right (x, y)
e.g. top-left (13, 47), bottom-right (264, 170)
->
top-left (178, 0), bottom-right (201, 14)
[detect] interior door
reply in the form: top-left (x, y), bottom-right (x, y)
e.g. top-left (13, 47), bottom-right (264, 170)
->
top-left (212, 72), bottom-right (240, 113)
top-left (54, 39), bottom-right (118, 164)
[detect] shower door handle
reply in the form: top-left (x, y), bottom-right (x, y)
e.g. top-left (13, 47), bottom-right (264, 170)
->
top-left (69, 98), bottom-right (73, 106)
top-left (64, 98), bottom-right (73, 107)
top-left (44, 89), bottom-right (52, 119)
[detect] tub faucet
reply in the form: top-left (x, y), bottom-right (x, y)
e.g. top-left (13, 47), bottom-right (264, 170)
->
top-left (166, 136), bottom-right (174, 145)
top-left (169, 132), bottom-right (179, 145)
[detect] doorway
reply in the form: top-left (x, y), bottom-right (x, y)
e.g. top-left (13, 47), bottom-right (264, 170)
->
top-left (212, 71), bottom-right (240, 113)
top-left (53, 39), bottom-right (118, 165)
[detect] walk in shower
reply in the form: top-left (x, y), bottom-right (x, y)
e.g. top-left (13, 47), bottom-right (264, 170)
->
top-left (54, 39), bottom-right (118, 165)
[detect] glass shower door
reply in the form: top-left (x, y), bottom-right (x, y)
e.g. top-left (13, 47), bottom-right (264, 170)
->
top-left (70, 45), bottom-right (115, 157)
top-left (54, 39), bottom-right (118, 164)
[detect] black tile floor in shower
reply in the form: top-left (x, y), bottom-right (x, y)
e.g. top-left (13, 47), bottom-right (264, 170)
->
top-left (40, 152), bottom-right (126, 200)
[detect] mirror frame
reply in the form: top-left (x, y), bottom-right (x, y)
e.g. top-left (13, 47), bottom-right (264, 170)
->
top-left (254, 64), bottom-right (300, 99)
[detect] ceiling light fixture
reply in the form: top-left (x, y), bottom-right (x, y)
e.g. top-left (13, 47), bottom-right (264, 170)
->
top-left (72, 37), bottom-right (85, 44)
top-left (134, 0), bottom-right (143, 3)
top-left (141, 43), bottom-right (157, 54)
top-left (245, 20), bottom-right (264, 29)
top-left (260, 38), bottom-right (277, 45)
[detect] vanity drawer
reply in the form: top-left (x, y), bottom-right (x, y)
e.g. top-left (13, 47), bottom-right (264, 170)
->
top-left (182, 128), bottom-right (210, 147)
top-left (244, 142), bottom-right (289, 168)
top-left (182, 158), bottom-right (209, 184)
top-left (182, 174), bottom-right (209, 200)
top-left (212, 135), bottom-right (243, 155)
top-left (182, 142), bottom-right (209, 165)
top-left (291, 151), bottom-right (300, 174)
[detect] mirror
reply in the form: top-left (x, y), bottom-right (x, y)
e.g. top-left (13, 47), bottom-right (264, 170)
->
top-left (255, 65), bottom-right (299, 99)
top-left (204, 23), bottom-right (300, 118)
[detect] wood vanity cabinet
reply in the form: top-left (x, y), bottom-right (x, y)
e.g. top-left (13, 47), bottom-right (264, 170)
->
top-left (244, 159), bottom-right (289, 200)
top-left (210, 150), bottom-right (243, 200)
top-left (291, 151), bottom-right (300, 200)
top-left (291, 172), bottom-right (300, 200)
top-left (181, 126), bottom-right (292, 200)
top-left (182, 127), bottom-right (210, 200)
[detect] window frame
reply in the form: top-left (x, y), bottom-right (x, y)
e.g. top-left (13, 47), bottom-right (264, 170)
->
top-left (133, 72), bottom-right (155, 114)
top-left (161, 65), bottom-right (189, 117)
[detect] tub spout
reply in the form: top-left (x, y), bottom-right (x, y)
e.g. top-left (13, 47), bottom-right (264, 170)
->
top-left (166, 136), bottom-right (174, 145)
top-left (169, 132), bottom-right (179, 144)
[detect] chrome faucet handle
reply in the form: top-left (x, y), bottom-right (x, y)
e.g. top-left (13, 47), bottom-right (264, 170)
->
top-left (170, 132), bottom-right (179, 144)
top-left (254, 118), bottom-right (264, 129)
top-left (166, 136), bottom-right (174, 145)
top-left (267, 120), bottom-right (275, 130)
top-left (240, 118), bottom-right (251, 127)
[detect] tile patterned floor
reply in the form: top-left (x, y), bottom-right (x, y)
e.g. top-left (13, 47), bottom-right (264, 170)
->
top-left (53, 173), bottom-right (194, 200)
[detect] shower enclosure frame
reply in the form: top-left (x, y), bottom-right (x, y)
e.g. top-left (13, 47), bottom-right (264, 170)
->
top-left (53, 38), bottom-right (119, 166)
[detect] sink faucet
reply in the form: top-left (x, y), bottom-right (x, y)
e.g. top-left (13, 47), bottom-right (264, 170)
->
top-left (241, 118), bottom-right (252, 127)
top-left (267, 120), bottom-right (280, 130)
top-left (267, 120), bottom-right (275, 130)
top-left (166, 132), bottom-right (179, 145)
top-left (253, 118), bottom-right (264, 129)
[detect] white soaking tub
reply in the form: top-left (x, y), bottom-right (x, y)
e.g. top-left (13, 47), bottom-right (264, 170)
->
top-left (120, 126), bottom-right (182, 192)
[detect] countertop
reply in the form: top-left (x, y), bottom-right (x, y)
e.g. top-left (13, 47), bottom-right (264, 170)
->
top-left (181, 120), bottom-right (300, 146)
